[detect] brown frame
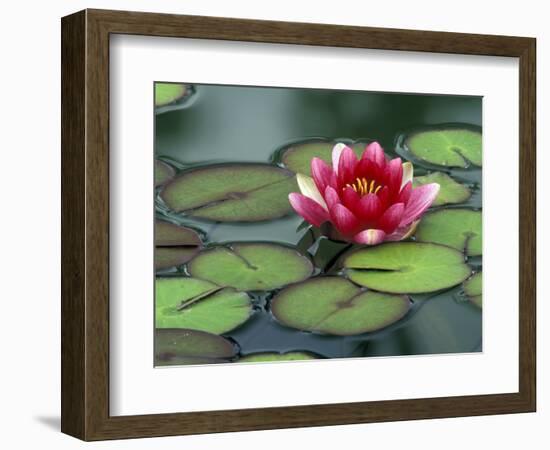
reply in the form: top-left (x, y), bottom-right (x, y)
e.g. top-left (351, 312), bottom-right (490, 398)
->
top-left (61, 8), bottom-right (536, 441)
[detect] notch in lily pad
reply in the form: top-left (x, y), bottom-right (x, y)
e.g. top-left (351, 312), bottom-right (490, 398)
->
top-left (237, 351), bottom-right (321, 363)
top-left (156, 277), bottom-right (253, 334)
top-left (404, 128), bottom-right (482, 168)
top-left (276, 139), bottom-right (370, 176)
top-left (415, 209), bottom-right (482, 256)
top-left (187, 243), bottom-right (314, 291)
top-left (155, 220), bottom-right (202, 271)
top-left (161, 164), bottom-right (298, 222)
top-left (343, 242), bottom-right (471, 294)
top-left (413, 172), bottom-right (471, 206)
top-left (155, 328), bottom-right (237, 366)
top-left (271, 277), bottom-right (410, 335)
top-left (463, 272), bottom-right (482, 308)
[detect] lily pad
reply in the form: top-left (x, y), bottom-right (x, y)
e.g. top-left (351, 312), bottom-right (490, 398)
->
top-left (156, 277), bottom-right (253, 334)
top-left (271, 277), bottom-right (410, 335)
top-left (415, 209), bottom-right (482, 256)
top-left (156, 220), bottom-right (201, 247)
top-left (155, 247), bottom-right (199, 271)
top-left (161, 164), bottom-right (298, 222)
top-left (155, 83), bottom-right (189, 107)
top-left (413, 172), bottom-right (471, 206)
top-left (279, 140), bottom-right (367, 175)
top-left (405, 128), bottom-right (482, 167)
top-left (188, 243), bottom-right (313, 291)
top-left (463, 272), bottom-right (482, 308)
top-left (155, 328), bottom-right (237, 366)
top-left (343, 242), bottom-right (471, 294)
top-left (155, 160), bottom-right (175, 187)
top-left (238, 351), bottom-right (320, 363)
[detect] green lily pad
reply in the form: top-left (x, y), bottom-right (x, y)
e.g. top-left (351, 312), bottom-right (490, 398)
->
top-left (413, 172), bottom-right (471, 206)
top-left (464, 272), bottom-right (482, 308)
top-left (155, 160), bottom-right (175, 187)
top-left (343, 242), bottom-right (471, 294)
top-left (161, 164), bottom-right (298, 222)
top-left (155, 247), bottom-right (199, 271)
top-left (405, 129), bottom-right (482, 168)
top-left (155, 328), bottom-right (237, 366)
top-left (156, 221), bottom-right (201, 246)
top-left (271, 277), bottom-right (410, 335)
top-left (279, 140), bottom-right (366, 175)
top-left (155, 83), bottom-right (189, 107)
top-left (156, 277), bottom-right (253, 334)
top-left (187, 243), bottom-right (313, 291)
top-left (415, 209), bottom-right (482, 256)
top-left (238, 351), bottom-right (320, 363)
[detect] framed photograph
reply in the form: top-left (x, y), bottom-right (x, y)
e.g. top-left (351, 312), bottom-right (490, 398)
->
top-left (61, 9), bottom-right (536, 441)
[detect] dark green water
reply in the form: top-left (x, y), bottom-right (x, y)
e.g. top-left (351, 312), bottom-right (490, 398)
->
top-left (155, 83), bottom-right (482, 360)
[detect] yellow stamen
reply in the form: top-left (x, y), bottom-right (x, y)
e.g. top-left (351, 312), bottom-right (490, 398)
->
top-left (345, 177), bottom-right (384, 197)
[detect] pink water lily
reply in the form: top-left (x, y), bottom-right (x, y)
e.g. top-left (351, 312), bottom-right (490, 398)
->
top-left (288, 142), bottom-right (440, 245)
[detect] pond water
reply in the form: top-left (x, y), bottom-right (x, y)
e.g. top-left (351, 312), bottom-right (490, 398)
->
top-left (155, 83), bottom-right (482, 363)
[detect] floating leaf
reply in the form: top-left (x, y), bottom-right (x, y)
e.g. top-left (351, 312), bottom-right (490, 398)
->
top-left (415, 209), bottom-right (482, 256)
top-left (155, 160), bottom-right (175, 187)
top-left (156, 220), bottom-right (201, 246)
top-left (343, 242), bottom-right (471, 294)
top-left (188, 243), bottom-right (313, 291)
top-left (278, 139), bottom-right (367, 175)
top-left (271, 277), bottom-right (410, 335)
top-left (155, 247), bottom-right (199, 271)
top-left (463, 272), bottom-right (482, 308)
top-left (155, 328), bottom-right (237, 366)
top-left (413, 172), bottom-right (471, 206)
top-left (238, 351), bottom-right (320, 363)
top-left (155, 83), bottom-right (189, 107)
top-left (405, 128), bottom-right (482, 167)
top-left (156, 277), bottom-right (253, 334)
top-left (161, 164), bottom-right (298, 222)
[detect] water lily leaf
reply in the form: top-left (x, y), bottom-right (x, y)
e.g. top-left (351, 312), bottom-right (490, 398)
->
top-left (405, 129), bottom-right (482, 167)
top-left (343, 242), bottom-right (471, 294)
top-left (156, 277), bottom-right (253, 334)
top-left (155, 83), bottom-right (189, 107)
top-left (188, 243), bottom-right (313, 291)
top-left (161, 164), bottom-right (298, 222)
top-left (155, 160), bottom-right (175, 187)
top-left (463, 272), bottom-right (482, 308)
top-left (155, 328), bottom-right (237, 366)
top-left (271, 277), bottom-right (410, 335)
top-left (156, 221), bottom-right (201, 246)
top-left (155, 247), bottom-right (199, 271)
top-left (279, 140), bottom-right (366, 176)
top-left (238, 351), bottom-right (320, 363)
top-left (415, 209), bottom-right (482, 256)
top-left (413, 172), bottom-right (471, 206)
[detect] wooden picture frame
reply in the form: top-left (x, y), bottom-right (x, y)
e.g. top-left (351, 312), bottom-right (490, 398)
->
top-left (61, 9), bottom-right (536, 441)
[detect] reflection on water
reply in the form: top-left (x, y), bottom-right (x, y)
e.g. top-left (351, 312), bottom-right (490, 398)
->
top-left (155, 83), bottom-right (482, 360)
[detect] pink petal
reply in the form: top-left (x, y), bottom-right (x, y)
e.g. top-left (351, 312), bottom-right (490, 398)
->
top-left (378, 202), bottom-right (405, 233)
top-left (288, 193), bottom-right (329, 227)
top-left (356, 158), bottom-right (383, 182)
top-left (400, 183), bottom-right (440, 226)
top-left (357, 193), bottom-right (382, 222)
top-left (338, 146), bottom-right (358, 185)
top-left (331, 143), bottom-right (347, 175)
top-left (324, 185), bottom-right (341, 210)
top-left (398, 181), bottom-right (412, 204)
top-left (341, 186), bottom-right (361, 212)
top-left (353, 229), bottom-right (387, 245)
top-left (385, 157), bottom-right (403, 193)
top-left (386, 220), bottom-right (419, 241)
top-left (329, 203), bottom-right (360, 236)
top-left (376, 186), bottom-right (391, 210)
top-left (363, 142), bottom-right (386, 168)
top-left (311, 158), bottom-right (336, 195)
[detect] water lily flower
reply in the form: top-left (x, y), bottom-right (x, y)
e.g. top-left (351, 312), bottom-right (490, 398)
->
top-left (288, 142), bottom-right (440, 245)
